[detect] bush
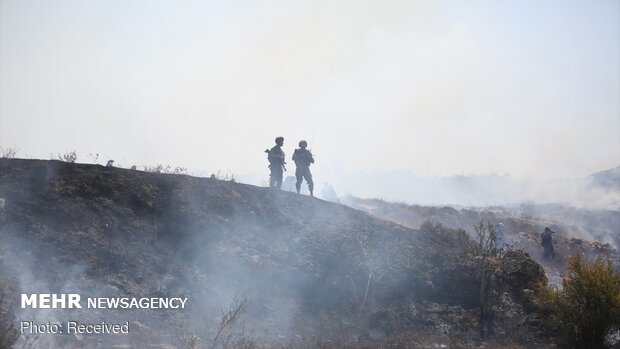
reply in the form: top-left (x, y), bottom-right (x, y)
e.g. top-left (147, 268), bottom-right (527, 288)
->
top-left (51, 150), bottom-right (78, 163)
top-left (211, 170), bottom-right (236, 182)
top-left (0, 147), bottom-right (18, 158)
top-left (144, 164), bottom-right (187, 174)
top-left (420, 220), bottom-right (444, 234)
top-left (540, 254), bottom-right (620, 348)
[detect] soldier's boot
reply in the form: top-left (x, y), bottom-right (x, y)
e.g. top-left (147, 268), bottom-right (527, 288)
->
top-left (295, 182), bottom-right (301, 194)
top-left (308, 182), bottom-right (314, 197)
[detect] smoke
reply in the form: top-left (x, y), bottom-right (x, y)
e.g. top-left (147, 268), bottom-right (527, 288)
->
top-left (304, 165), bottom-right (620, 210)
top-left (2, 0), bottom-right (618, 180)
top-left (1, 158), bottom-right (617, 348)
top-left (0, 225), bottom-right (102, 346)
top-left (0, 163), bottom-right (191, 347)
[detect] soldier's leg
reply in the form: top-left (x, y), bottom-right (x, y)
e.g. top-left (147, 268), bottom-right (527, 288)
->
top-left (275, 167), bottom-right (283, 189)
top-left (295, 167), bottom-right (303, 194)
top-left (304, 168), bottom-right (314, 197)
top-left (269, 167), bottom-right (276, 187)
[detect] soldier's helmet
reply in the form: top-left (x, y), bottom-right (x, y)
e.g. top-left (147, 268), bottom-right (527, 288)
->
top-left (275, 136), bottom-right (284, 145)
top-left (299, 140), bottom-right (308, 148)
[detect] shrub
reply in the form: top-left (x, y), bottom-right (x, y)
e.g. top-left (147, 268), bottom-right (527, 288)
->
top-left (0, 147), bottom-right (18, 158)
top-left (212, 170), bottom-right (236, 182)
top-left (540, 254), bottom-right (620, 348)
top-left (86, 153), bottom-right (100, 163)
top-left (420, 220), bottom-right (444, 234)
top-left (51, 150), bottom-right (78, 163)
top-left (144, 164), bottom-right (187, 174)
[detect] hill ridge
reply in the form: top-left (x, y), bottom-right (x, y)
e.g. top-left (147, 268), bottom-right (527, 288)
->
top-left (0, 158), bottom-right (550, 348)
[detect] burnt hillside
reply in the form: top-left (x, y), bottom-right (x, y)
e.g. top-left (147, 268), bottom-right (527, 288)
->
top-left (342, 196), bottom-right (620, 287)
top-left (1, 159), bottom-right (550, 348)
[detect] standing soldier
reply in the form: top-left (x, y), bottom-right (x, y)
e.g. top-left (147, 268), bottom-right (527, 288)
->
top-left (265, 137), bottom-right (285, 189)
top-left (292, 140), bottom-right (314, 197)
top-left (540, 227), bottom-right (556, 260)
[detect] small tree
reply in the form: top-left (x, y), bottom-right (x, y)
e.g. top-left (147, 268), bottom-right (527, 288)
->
top-left (209, 297), bottom-right (246, 349)
top-left (541, 254), bottom-right (620, 348)
top-left (472, 220), bottom-right (499, 339)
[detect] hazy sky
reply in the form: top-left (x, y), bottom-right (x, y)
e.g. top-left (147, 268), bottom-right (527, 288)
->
top-left (1, 0), bottom-right (619, 179)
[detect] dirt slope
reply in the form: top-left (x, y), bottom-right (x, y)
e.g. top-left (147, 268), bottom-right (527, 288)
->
top-left (0, 159), bottom-right (550, 348)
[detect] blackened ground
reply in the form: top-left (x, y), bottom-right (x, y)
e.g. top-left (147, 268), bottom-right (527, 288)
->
top-left (1, 159), bottom-right (552, 348)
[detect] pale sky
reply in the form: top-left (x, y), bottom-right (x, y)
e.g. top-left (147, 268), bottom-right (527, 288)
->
top-left (1, 0), bottom-right (619, 179)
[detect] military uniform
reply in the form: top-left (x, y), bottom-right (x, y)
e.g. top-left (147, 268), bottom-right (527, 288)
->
top-left (541, 228), bottom-right (555, 259)
top-left (267, 143), bottom-right (285, 189)
top-left (292, 143), bottom-right (314, 196)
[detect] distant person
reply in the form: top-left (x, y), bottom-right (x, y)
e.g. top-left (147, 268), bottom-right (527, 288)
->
top-left (321, 183), bottom-right (338, 202)
top-left (541, 227), bottom-right (556, 259)
top-left (495, 222), bottom-right (506, 250)
top-left (106, 160), bottom-right (115, 167)
top-left (130, 165), bottom-right (137, 170)
top-left (292, 140), bottom-right (315, 197)
top-left (265, 137), bottom-right (285, 189)
top-left (281, 176), bottom-right (298, 193)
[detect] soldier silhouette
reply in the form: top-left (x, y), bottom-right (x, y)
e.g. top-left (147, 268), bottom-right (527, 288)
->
top-left (265, 137), bottom-right (286, 189)
top-left (541, 227), bottom-right (556, 259)
top-left (292, 140), bottom-right (315, 197)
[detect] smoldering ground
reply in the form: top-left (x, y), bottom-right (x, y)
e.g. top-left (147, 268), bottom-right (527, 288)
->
top-left (0, 202), bottom-right (194, 348)
top-left (0, 159), bottom-right (572, 348)
top-left (0, 159), bottom-right (424, 347)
